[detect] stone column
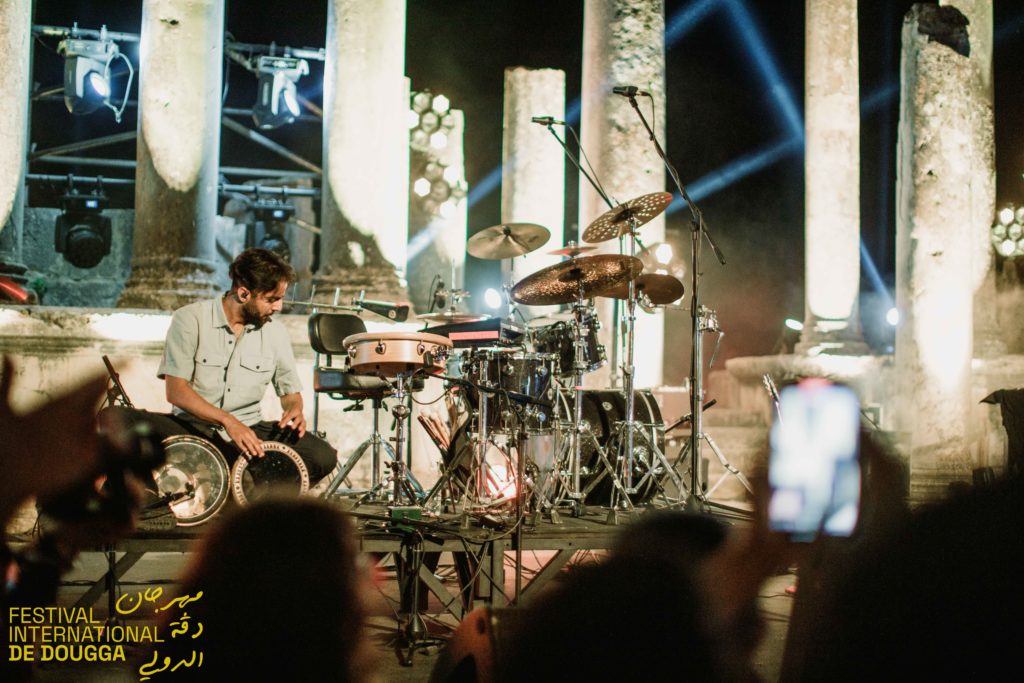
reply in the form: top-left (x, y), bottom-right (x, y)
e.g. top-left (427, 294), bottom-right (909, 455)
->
top-left (797, 0), bottom-right (867, 354)
top-left (0, 0), bottom-right (31, 284)
top-left (895, 4), bottom-right (979, 502)
top-left (580, 0), bottom-right (666, 389)
top-left (939, 0), bottom-right (1000, 358)
top-left (502, 67), bottom-right (565, 319)
top-left (316, 0), bottom-right (407, 304)
top-left (118, 0), bottom-right (224, 310)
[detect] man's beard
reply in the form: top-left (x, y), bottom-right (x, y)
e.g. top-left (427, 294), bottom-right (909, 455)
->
top-left (241, 301), bottom-right (271, 329)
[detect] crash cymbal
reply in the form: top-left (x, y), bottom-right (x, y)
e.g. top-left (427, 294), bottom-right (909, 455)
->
top-left (511, 254), bottom-right (643, 306)
top-left (417, 311), bottom-right (490, 324)
top-left (598, 272), bottom-right (685, 305)
top-left (467, 223), bottom-right (550, 260)
top-left (581, 192), bottom-right (674, 243)
top-left (547, 242), bottom-right (598, 258)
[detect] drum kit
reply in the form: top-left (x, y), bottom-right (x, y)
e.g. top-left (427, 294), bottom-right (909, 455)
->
top-left (395, 191), bottom-right (691, 519)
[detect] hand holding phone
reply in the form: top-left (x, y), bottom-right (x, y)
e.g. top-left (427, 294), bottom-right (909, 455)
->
top-left (768, 379), bottom-right (861, 541)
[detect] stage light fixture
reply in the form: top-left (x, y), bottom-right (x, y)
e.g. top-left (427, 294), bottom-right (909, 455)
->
top-left (784, 318), bottom-right (804, 331)
top-left (252, 55), bottom-right (309, 130)
top-left (484, 288), bottom-right (503, 309)
top-left (992, 204), bottom-right (1024, 259)
top-left (54, 190), bottom-right (112, 269)
top-left (251, 196), bottom-right (296, 224)
top-left (58, 29), bottom-right (132, 121)
top-left (886, 307), bottom-right (900, 326)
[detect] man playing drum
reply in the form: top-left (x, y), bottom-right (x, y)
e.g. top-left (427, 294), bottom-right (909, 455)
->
top-left (103, 248), bottom-right (336, 485)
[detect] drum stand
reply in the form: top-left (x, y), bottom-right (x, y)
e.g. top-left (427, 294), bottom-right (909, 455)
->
top-left (320, 395), bottom-right (398, 498)
top-left (355, 372), bottom-right (422, 507)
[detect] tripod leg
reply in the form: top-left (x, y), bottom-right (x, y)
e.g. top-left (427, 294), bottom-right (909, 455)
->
top-left (702, 432), bottom-right (754, 496)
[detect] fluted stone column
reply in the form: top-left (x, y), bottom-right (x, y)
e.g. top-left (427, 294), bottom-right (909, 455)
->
top-left (118, 0), bottom-right (224, 310)
top-left (895, 4), bottom-right (980, 502)
top-left (502, 67), bottom-right (565, 319)
top-left (939, 0), bottom-right (1000, 358)
top-left (580, 0), bottom-right (666, 389)
top-left (0, 0), bottom-right (31, 284)
top-left (316, 0), bottom-right (407, 304)
top-left (797, 0), bottom-right (867, 354)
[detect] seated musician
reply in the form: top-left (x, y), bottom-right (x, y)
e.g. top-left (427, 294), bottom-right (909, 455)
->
top-left (103, 247), bottom-right (336, 484)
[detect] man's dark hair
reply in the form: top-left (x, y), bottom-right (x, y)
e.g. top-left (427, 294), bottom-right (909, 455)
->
top-left (229, 248), bottom-right (295, 294)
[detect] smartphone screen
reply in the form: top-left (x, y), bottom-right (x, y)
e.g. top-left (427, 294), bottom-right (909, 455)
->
top-left (768, 379), bottom-right (861, 541)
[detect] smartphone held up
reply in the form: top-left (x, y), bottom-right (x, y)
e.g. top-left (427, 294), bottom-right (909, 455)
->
top-left (768, 378), bottom-right (861, 542)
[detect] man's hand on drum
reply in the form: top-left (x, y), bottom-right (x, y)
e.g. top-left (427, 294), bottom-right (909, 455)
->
top-left (223, 414), bottom-right (265, 457)
top-left (278, 393), bottom-right (306, 438)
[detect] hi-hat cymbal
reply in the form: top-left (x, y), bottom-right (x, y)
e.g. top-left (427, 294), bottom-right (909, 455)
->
top-left (511, 254), bottom-right (643, 306)
top-left (581, 192), bottom-right (673, 243)
top-left (467, 223), bottom-right (550, 260)
top-left (417, 311), bottom-right (490, 324)
top-left (547, 242), bottom-right (598, 258)
top-left (598, 272), bottom-right (685, 305)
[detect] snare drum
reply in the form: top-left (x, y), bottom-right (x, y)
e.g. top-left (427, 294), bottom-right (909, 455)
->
top-left (530, 312), bottom-right (606, 377)
top-left (344, 331), bottom-right (452, 377)
top-left (155, 435), bottom-right (231, 527)
top-left (230, 440), bottom-right (311, 506)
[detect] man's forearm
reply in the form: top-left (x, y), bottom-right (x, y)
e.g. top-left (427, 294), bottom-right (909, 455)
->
top-left (165, 377), bottom-right (233, 426)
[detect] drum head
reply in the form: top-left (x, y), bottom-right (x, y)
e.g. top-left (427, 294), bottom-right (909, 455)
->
top-left (155, 435), bottom-right (230, 527)
top-left (230, 441), bottom-right (311, 506)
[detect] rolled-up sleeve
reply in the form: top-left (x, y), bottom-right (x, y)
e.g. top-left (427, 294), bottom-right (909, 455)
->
top-left (271, 324), bottom-right (303, 396)
top-left (158, 307), bottom-right (199, 380)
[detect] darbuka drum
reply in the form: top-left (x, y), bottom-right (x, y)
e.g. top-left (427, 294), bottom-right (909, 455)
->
top-left (155, 435), bottom-right (230, 527)
top-left (564, 389), bottom-right (665, 506)
top-left (530, 312), bottom-right (606, 377)
top-left (230, 440), bottom-right (311, 505)
top-left (344, 331), bottom-right (452, 377)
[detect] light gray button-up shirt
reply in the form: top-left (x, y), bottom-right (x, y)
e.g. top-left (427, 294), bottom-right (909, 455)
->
top-left (157, 297), bottom-right (303, 426)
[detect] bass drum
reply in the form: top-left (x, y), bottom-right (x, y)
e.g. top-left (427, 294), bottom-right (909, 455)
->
top-left (567, 389), bottom-right (665, 506)
top-left (154, 435), bottom-right (231, 527)
top-left (230, 440), bottom-right (311, 506)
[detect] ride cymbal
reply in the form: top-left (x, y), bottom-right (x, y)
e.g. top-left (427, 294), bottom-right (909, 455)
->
top-left (511, 254), bottom-right (642, 306)
top-left (581, 192), bottom-right (673, 243)
top-left (598, 272), bottom-right (685, 305)
top-left (467, 223), bottom-right (550, 260)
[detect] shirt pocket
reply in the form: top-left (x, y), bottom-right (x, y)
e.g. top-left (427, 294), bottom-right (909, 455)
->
top-left (192, 353), bottom-right (228, 393)
top-left (239, 353), bottom-right (275, 378)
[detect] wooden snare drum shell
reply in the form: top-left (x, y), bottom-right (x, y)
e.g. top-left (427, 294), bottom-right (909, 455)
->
top-left (343, 331), bottom-right (453, 377)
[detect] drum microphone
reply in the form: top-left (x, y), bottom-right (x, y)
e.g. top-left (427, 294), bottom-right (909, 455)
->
top-left (612, 85), bottom-right (650, 98)
top-left (531, 116), bottom-right (566, 126)
top-left (352, 295), bottom-right (410, 322)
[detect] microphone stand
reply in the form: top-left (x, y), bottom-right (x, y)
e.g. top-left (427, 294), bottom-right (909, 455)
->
top-left (621, 93), bottom-right (739, 515)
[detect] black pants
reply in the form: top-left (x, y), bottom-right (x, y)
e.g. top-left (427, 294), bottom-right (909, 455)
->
top-left (100, 406), bottom-right (338, 483)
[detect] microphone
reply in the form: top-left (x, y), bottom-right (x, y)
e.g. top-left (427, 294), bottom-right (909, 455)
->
top-left (351, 297), bottom-right (410, 322)
top-left (531, 116), bottom-right (566, 126)
top-left (612, 85), bottom-right (650, 97)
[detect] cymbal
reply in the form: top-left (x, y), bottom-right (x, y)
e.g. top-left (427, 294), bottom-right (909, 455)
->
top-left (598, 272), bottom-right (685, 305)
top-left (581, 192), bottom-right (674, 243)
top-left (511, 254), bottom-right (643, 306)
top-left (417, 311), bottom-right (490, 324)
top-left (547, 243), bottom-right (597, 258)
top-left (467, 223), bottom-right (550, 260)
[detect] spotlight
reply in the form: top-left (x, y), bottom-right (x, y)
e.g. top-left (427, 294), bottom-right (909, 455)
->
top-left (784, 318), bottom-right (804, 331)
top-left (251, 196), bottom-right (295, 223)
top-left (58, 35), bottom-right (117, 116)
top-left (252, 55), bottom-right (309, 130)
top-left (484, 288), bottom-right (503, 310)
top-left (638, 241), bottom-right (685, 280)
top-left (886, 307), bottom-right (900, 326)
top-left (248, 197), bottom-right (295, 262)
top-left (54, 190), bottom-right (111, 269)
top-left (992, 203), bottom-right (1024, 259)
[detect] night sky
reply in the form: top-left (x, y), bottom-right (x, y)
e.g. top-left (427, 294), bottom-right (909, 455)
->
top-left (26, 1), bottom-right (1024, 383)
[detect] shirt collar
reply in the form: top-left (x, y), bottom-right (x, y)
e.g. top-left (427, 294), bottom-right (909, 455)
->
top-left (212, 296), bottom-right (232, 331)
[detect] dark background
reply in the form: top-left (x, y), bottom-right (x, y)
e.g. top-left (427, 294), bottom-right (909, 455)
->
top-left (27, 1), bottom-right (1024, 384)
